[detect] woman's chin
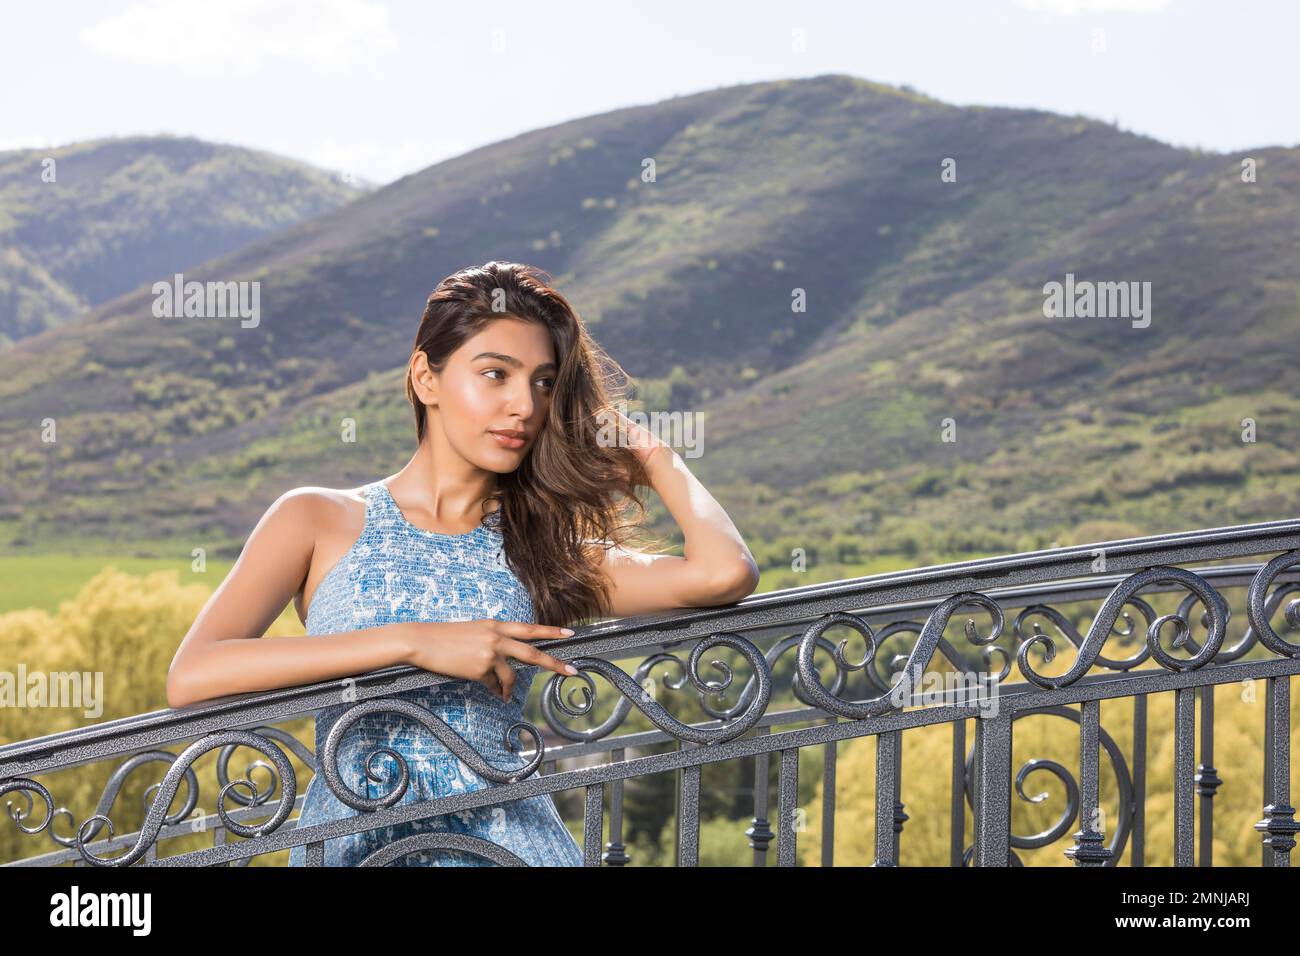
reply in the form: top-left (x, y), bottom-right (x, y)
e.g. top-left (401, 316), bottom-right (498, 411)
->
top-left (481, 453), bottom-right (524, 473)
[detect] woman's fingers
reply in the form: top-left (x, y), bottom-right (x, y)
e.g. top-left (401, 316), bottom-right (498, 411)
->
top-left (493, 659), bottom-right (515, 702)
top-left (494, 621), bottom-right (575, 641)
top-left (500, 638), bottom-right (579, 677)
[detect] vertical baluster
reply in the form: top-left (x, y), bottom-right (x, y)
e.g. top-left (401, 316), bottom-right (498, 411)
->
top-left (1261, 680), bottom-right (1273, 869)
top-left (678, 762), bottom-right (701, 867)
top-left (306, 840), bottom-right (324, 866)
top-left (604, 747), bottom-right (629, 866)
top-left (1173, 687), bottom-right (1196, 866)
top-left (972, 711), bottom-right (1011, 866)
top-left (951, 718), bottom-right (966, 867)
top-left (874, 730), bottom-right (902, 866)
top-left (1132, 694), bottom-right (1147, 867)
top-left (746, 726), bottom-right (772, 865)
top-left (583, 783), bottom-right (605, 867)
top-left (1195, 685), bottom-right (1221, 866)
top-left (894, 727), bottom-right (908, 855)
top-left (1066, 699), bottom-right (1111, 865)
top-left (672, 739), bottom-right (686, 866)
top-left (822, 717), bottom-right (837, 867)
top-left (776, 747), bottom-right (800, 866)
top-left (1255, 675), bottom-right (1297, 866)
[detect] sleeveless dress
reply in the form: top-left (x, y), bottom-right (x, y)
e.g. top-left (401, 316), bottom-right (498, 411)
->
top-left (286, 480), bottom-right (584, 867)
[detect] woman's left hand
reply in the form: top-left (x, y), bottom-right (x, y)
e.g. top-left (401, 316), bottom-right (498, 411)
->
top-left (613, 408), bottom-right (670, 467)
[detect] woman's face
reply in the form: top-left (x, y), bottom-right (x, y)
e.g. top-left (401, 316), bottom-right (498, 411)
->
top-left (420, 316), bottom-right (557, 472)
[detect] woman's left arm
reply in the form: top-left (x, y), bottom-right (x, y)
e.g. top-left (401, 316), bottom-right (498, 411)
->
top-left (597, 418), bottom-right (761, 618)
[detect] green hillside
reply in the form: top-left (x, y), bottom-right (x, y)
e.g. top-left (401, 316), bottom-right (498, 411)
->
top-left (0, 134), bottom-right (367, 347)
top-left (1, 74), bottom-right (1297, 585)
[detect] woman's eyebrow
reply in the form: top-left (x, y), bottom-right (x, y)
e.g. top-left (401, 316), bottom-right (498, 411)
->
top-left (471, 351), bottom-right (557, 373)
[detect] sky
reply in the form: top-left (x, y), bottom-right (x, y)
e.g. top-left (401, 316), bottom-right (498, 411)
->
top-left (2, 0), bottom-right (1296, 185)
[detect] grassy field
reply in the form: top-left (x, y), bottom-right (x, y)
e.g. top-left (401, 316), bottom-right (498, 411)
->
top-left (0, 554), bottom-right (237, 614)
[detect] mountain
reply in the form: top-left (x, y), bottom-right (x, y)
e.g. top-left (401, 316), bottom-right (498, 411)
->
top-left (0, 134), bottom-right (367, 347)
top-left (1, 75), bottom-right (1296, 575)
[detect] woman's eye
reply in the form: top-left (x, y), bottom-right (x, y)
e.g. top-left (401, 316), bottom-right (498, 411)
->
top-left (483, 369), bottom-right (555, 390)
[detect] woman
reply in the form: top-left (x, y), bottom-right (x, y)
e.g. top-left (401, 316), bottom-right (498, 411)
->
top-left (166, 261), bottom-right (761, 866)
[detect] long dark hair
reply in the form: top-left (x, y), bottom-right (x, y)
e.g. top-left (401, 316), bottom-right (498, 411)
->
top-left (404, 261), bottom-right (655, 628)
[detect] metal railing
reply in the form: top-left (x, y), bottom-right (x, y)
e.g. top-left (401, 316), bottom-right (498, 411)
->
top-left (3, 518), bottom-right (1300, 866)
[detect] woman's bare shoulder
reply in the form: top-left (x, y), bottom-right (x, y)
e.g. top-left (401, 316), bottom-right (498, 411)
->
top-left (278, 484), bottom-right (368, 505)
top-left (271, 484), bottom-right (369, 531)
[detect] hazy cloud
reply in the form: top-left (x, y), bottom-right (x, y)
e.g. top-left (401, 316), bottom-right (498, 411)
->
top-left (80, 0), bottom-right (398, 74)
top-left (1015, 0), bottom-right (1174, 13)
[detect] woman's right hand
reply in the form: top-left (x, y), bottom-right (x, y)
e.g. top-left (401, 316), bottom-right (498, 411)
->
top-left (401, 619), bottom-right (579, 702)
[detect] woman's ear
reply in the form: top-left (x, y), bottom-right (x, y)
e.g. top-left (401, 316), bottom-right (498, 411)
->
top-left (410, 351), bottom-right (439, 406)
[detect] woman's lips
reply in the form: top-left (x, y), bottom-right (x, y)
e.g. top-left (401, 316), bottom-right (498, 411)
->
top-left (489, 431), bottom-right (526, 449)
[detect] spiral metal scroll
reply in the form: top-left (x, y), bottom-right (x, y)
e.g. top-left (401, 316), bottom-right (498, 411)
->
top-left (541, 650), bottom-right (688, 742)
top-left (796, 593), bottom-right (1005, 719)
top-left (702, 625), bottom-right (1006, 719)
top-left (1247, 550), bottom-right (1300, 658)
top-left (1017, 566), bottom-right (1228, 688)
top-left (961, 705), bottom-right (1134, 865)
top-left (357, 831), bottom-right (528, 866)
top-left (540, 633), bottom-right (841, 741)
top-left (318, 697), bottom-right (547, 812)
top-left (844, 619), bottom-right (1014, 696)
top-left (1012, 599), bottom-right (1160, 674)
top-left (4, 731), bottom-right (297, 866)
top-left (542, 631), bottom-right (772, 745)
top-left (3, 777), bottom-right (56, 838)
top-left (724, 633), bottom-right (855, 719)
top-left (215, 726), bottom-right (315, 808)
top-left (57, 750), bottom-right (202, 848)
top-left (5, 731), bottom-right (297, 867)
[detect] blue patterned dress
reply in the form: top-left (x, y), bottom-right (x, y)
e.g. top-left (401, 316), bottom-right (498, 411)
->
top-left (287, 479), bottom-right (583, 867)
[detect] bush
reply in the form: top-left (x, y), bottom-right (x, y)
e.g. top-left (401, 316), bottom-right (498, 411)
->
top-left (0, 568), bottom-right (311, 866)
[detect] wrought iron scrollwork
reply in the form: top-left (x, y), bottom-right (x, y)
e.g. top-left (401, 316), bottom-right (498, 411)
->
top-left (318, 697), bottom-right (546, 812)
top-left (541, 650), bottom-right (685, 742)
top-left (21, 730), bottom-right (301, 867)
top-left (539, 632), bottom-right (825, 737)
top-left (961, 705), bottom-right (1134, 866)
top-left (216, 726), bottom-right (315, 806)
top-left (4, 732), bottom-right (298, 866)
top-left (2, 739), bottom-right (298, 865)
top-left (1247, 550), bottom-right (1300, 658)
top-left (1018, 566), bottom-right (1229, 687)
top-left (1013, 599), bottom-right (1158, 673)
top-left (544, 631), bottom-right (772, 744)
top-left (72, 751), bottom-right (202, 847)
top-left (797, 593), bottom-right (1005, 718)
top-left (357, 831), bottom-right (528, 866)
top-left (2, 777), bottom-right (55, 837)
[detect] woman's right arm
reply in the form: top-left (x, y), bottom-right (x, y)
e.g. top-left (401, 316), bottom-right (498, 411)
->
top-left (166, 490), bottom-right (580, 709)
top-left (166, 489), bottom-right (413, 708)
